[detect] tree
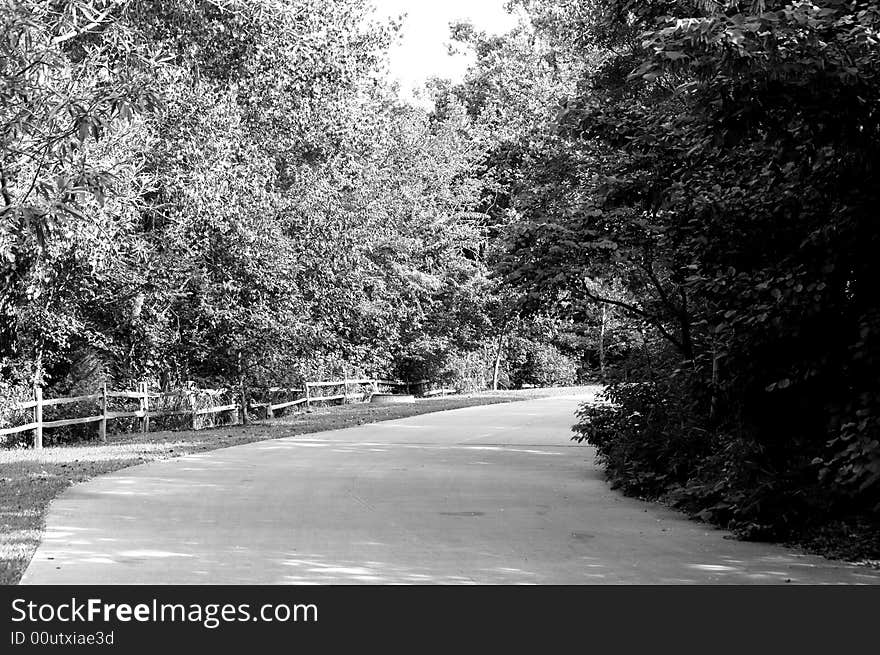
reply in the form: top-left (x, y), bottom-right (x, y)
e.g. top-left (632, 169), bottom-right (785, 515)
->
top-left (497, 0), bottom-right (880, 540)
top-left (0, 0), bottom-right (161, 386)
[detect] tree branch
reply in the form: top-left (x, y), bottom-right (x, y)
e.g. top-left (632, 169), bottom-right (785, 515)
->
top-left (0, 164), bottom-right (12, 210)
top-left (580, 286), bottom-right (687, 354)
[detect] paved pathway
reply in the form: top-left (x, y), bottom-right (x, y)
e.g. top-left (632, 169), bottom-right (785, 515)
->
top-left (22, 394), bottom-right (880, 584)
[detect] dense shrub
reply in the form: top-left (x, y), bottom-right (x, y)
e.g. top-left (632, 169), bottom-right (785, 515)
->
top-left (574, 373), bottom-right (864, 541)
top-left (505, 338), bottom-right (578, 388)
top-left (573, 379), bottom-right (708, 498)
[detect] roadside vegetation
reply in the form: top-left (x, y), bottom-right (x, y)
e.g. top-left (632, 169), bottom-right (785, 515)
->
top-left (0, 0), bottom-right (583, 425)
top-left (478, 1), bottom-right (880, 561)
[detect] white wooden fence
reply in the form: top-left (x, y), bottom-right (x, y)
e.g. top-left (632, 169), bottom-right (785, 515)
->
top-left (0, 377), bottom-right (410, 449)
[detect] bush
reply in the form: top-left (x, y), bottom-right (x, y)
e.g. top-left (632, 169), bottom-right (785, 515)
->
top-left (573, 379), bottom-right (710, 498)
top-left (505, 338), bottom-right (577, 388)
top-left (0, 381), bottom-right (35, 448)
top-left (573, 374), bottom-right (844, 541)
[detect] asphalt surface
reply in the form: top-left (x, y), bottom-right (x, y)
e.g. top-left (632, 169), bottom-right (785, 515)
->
top-left (21, 393), bottom-right (880, 584)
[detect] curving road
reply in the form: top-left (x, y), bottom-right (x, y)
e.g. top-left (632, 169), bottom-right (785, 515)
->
top-left (21, 393), bottom-right (880, 584)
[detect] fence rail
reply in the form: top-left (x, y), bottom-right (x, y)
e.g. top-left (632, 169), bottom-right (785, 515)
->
top-left (0, 376), bottom-right (415, 449)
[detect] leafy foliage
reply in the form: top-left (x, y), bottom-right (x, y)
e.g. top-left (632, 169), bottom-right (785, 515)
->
top-left (2, 0), bottom-right (563, 424)
top-left (1, 0), bottom-right (160, 384)
top-left (497, 0), bottom-right (880, 543)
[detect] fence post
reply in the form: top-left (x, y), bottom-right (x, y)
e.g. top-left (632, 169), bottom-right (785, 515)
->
top-left (343, 366), bottom-right (349, 402)
top-left (305, 382), bottom-right (311, 410)
top-left (141, 381), bottom-right (150, 435)
top-left (99, 381), bottom-right (107, 443)
top-left (266, 396), bottom-right (274, 420)
top-left (33, 386), bottom-right (43, 450)
top-left (238, 351), bottom-right (249, 426)
top-left (189, 390), bottom-right (198, 430)
top-left (239, 384), bottom-right (249, 426)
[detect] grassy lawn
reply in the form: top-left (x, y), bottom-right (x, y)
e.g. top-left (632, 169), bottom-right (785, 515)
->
top-left (0, 387), bottom-right (594, 585)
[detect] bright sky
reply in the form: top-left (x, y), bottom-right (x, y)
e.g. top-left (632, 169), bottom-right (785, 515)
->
top-left (371, 0), bottom-right (519, 105)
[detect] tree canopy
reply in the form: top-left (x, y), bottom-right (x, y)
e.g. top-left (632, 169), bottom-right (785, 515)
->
top-left (488, 0), bottom-right (880, 547)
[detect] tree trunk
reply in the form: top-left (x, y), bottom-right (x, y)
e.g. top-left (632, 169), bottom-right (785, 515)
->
top-left (491, 332), bottom-right (505, 391)
top-left (679, 289), bottom-right (695, 362)
top-left (710, 346), bottom-right (719, 424)
top-left (598, 303), bottom-right (607, 380)
top-left (640, 326), bottom-right (653, 374)
top-left (238, 350), bottom-right (249, 426)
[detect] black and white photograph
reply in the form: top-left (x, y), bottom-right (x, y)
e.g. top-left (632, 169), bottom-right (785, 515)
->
top-left (1, 0), bottom-right (879, 641)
